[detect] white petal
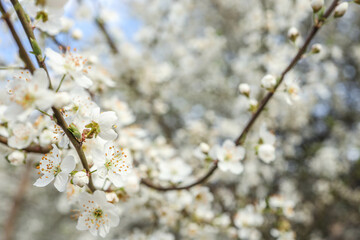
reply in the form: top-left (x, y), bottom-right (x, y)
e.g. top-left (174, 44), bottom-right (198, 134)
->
top-left (34, 174), bottom-right (54, 187)
top-left (107, 211), bottom-right (120, 227)
top-left (32, 68), bottom-right (49, 88)
top-left (54, 172), bottom-right (68, 192)
top-left (99, 111), bottom-right (118, 128)
top-left (222, 140), bottom-right (235, 150)
top-left (108, 171), bottom-right (124, 188)
top-left (230, 163), bottom-right (244, 174)
top-left (60, 155), bottom-right (76, 173)
top-left (74, 74), bottom-right (93, 88)
top-left (99, 129), bottom-right (117, 141)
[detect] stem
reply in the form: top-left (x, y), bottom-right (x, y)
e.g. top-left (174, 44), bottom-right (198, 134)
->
top-left (56, 74), bottom-right (66, 92)
top-left (52, 107), bottom-right (96, 192)
top-left (95, 17), bottom-right (119, 54)
top-left (140, 161), bottom-right (218, 191)
top-left (9, 0), bottom-right (53, 89)
top-left (141, 0), bottom-right (340, 192)
top-left (0, 1), bottom-right (35, 73)
top-left (0, 135), bottom-right (51, 153)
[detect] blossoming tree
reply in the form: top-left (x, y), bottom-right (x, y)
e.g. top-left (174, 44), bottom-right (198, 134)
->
top-left (0, 0), bottom-right (360, 239)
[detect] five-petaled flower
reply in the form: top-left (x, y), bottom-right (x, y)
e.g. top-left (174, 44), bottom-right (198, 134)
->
top-left (92, 142), bottom-right (133, 187)
top-left (34, 144), bottom-right (76, 192)
top-left (76, 190), bottom-right (120, 238)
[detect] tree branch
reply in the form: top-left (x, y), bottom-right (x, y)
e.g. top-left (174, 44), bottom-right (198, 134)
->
top-left (10, 0), bottom-right (53, 89)
top-left (141, 0), bottom-right (340, 192)
top-left (95, 17), bottom-right (119, 54)
top-left (0, 136), bottom-right (51, 154)
top-left (0, 0), bottom-right (35, 73)
top-left (52, 107), bottom-right (96, 192)
top-left (235, 0), bottom-right (339, 145)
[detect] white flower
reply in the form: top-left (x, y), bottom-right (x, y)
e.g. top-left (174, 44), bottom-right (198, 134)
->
top-left (310, 0), bottom-right (324, 13)
top-left (334, 2), bottom-right (348, 18)
top-left (92, 142), bottom-right (132, 187)
top-left (54, 92), bottom-right (71, 108)
top-left (72, 28), bottom-right (83, 40)
top-left (7, 151), bottom-right (25, 166)
top-left (102, 97), bottom-right (135, 127)
top-left (238, 83), bottom-right (250, 96)
top-left (284, 79), bottom-right (300, 105)
top-left (72, 171), bottom-right (89, 187)
top-left (34, 144), bottom-right (76, 192)
top-left (258, 124), bottom-right (276, 163)
top-left (22, 0), bottom-right (69, 35)
top-left (210, 140), bottom-right (245, 174)
top-left (158, 158), bottom-right (192, 183)
top-left (234, 205), bottom-right (264, 228)
top-left (8, 122), bottom-right (36, 149)
top-left (87, 107), bottom-right (118, 141)
top-left (5, 69), bottom-right (54, 120)
top-left (258, 144), bottom-right (275, 163)
top-left (45, 48), bottom-right (93, 88)
top-left (76, 190), bottom-right (120, 238)
top-left (39, 129), bottom-right (54, 147)
top-left (261, 74), bottom-right (277, 90)
top-left (287, 27), bottom-right (299, 42)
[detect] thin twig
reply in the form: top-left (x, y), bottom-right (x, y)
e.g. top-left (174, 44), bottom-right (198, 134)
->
top-left (95, 17), bottom-right (119, 54)
top-left (52, 107), bottom-right (96, 192)
top-left (235, 0), bottom-right (339, 145)
top-left (0, 1), bottom-right (35, 73)
top-left (0, 136), bottom-right (51, 154)
top-left (10, 0), bottom-right (53, 89)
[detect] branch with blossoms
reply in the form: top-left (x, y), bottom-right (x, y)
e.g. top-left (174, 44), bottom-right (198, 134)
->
top-left (0, 0), bottom-right (358, 238)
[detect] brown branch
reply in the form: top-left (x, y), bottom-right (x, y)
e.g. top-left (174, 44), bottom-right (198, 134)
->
top-left (95, 17), bottom-right (119, 54)
top-left (52, 107), bottom-right (96, 192)
top-left (3, 159), bottom-right (32, 240)
top-left (140, 161), bottom-right (218, 191)
top-left (6, 0), bottom-right (95, 192)
top-left (10, 0), bottom-right (53, 89)
top-left (0, 0), bottom-right (35, 73)
top-left (141, 0), bottom-right (340, 192)
top-left (0, 136), bottom-right (51, 154)
top-left (235, 0), bottom-right (339, 145)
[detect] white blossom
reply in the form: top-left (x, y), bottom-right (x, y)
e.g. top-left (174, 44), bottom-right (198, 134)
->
top-left (76, 190), bottom-right (120, 237)
top-left (34, 144), bottom-right (76, 192)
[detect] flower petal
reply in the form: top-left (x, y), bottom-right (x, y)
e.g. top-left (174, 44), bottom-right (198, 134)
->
top-left (34, 174), bottom-right (54, 187)
top-left (54, 172), bottom-right (68, 192)
top-left (60, 155), bottom-right (76, 173)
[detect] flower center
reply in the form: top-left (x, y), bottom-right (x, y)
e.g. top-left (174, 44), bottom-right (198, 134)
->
top-left (93, 208), bottom-right (103, 219)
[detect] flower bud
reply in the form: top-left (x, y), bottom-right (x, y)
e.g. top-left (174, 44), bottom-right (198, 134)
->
top-left (54, 92), bottom-right (71, 108)
top-left (200, 142), bottom-right (210, 153)
top-left (238, 83), bottom-right (250, 97)
top-left (72, 171), bottom-right (89, 187)
top-left (72, 29), bottom-right (83, 40)
top-left (7, 151), bottom-right (25, 166)
top-left (287, 27), bottom-right (299, 42)
top-left (334, 2), bottom-right (348, 18)
top-left (311, 43), bottom-right (322, 54)
top-left (248, 99), bottom-right (258, 112)
top-left (311, 0), bottom-right (324, 13)
top-left (261, 74), bottom-right (277, 90)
